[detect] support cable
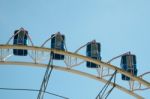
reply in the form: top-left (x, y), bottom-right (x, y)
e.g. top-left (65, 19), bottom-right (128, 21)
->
top-left (0, 87), bottom-right (69, 99)
top-left (138, 71), bottom-right (150, 78)
top-left (74, 40), bottom-right (95, 53)
top-left (107, 51), bottom-right (130, 63)
top-left (105, 71), bottom-right (117, 99)
top-left (6, 28), bottom-right (22, 45)
top-left (41, 34), bottom-right (56, 47)
top-left (96, 70), bottom-right (117, 99)
top-left (6, 27), bottom-right (34, 46)
top-left (37, 54), bottom-right (54, 99)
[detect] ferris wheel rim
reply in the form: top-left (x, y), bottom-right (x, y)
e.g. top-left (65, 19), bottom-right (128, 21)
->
top-left (0, 61), bottom-right (143, 99)
top-left (0, 44), bottom-right (149, 87)
top-left (0, 44), bottom-right (150, 99)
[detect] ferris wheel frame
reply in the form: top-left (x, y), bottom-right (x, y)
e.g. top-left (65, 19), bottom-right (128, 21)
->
top-left (0, 44), bottom-right (149, 99)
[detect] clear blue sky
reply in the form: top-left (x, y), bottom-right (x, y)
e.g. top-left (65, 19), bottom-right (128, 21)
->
top-left (0, 0), bottom-right (150, 99)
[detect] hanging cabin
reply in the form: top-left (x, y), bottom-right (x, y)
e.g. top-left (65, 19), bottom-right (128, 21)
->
top-left (120, 54), bottom-right (137, 80)
top-left (13, 28), bottom-right (28, 56)
top-left (86, 41), bottom-right (101, 68)
top-left (51, 33), bottom-right (65, 60)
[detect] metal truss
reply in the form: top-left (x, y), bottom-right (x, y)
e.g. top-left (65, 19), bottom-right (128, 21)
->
top-left (0, 45), bottom-right (150, 99)
top-left (37, 54), bottom-right (53, 99)
top-left (96, 70), bottom-right (117, 99)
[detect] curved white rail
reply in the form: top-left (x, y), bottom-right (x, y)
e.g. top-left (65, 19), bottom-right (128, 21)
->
top-left (0, 61), bottom-right (143, 99)
top-left (0, 44), bottom-right (149, 98)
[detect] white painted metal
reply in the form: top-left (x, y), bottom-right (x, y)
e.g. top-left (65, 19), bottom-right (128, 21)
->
top-left (0, 45), bottom-right (149, 99)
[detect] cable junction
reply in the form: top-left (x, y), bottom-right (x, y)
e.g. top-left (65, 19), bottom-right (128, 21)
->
top-left (96, 70), bottom-right (117, 99)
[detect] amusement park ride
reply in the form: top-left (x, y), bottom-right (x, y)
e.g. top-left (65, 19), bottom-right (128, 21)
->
top-left (0, 28), bottom-right (149, 99)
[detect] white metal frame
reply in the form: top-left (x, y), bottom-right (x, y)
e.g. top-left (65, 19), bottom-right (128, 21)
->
top-left (0, 45), bottom-right (149, 99)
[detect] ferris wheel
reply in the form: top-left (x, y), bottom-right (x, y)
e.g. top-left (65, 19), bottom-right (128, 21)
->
top-left (0, 28), bottom-right (149, 99)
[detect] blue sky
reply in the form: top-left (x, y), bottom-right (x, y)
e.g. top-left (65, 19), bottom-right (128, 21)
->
top-left (0, 0), bottom-right (150, 99)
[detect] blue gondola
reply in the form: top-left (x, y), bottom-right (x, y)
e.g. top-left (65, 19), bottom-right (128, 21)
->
top-left (86, 41), bottom-right (101, 68)
top-left (120, 54), bottom-right (137, 80)
top-left (51, 33), bottom-right (65, 60)
top-left (13, 29), bottom-right (28, 56)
